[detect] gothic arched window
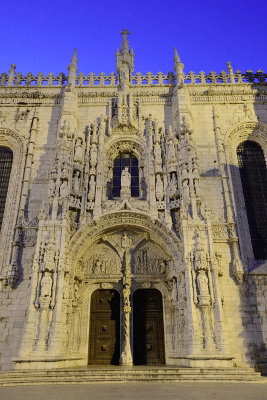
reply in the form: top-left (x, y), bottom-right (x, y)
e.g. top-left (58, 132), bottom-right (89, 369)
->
top-left (112, 153), bottom-right (139, 198)
top-left (237, 141), bottom-right (267, 259)
top-left (0, 146), bottom-right (13, 231)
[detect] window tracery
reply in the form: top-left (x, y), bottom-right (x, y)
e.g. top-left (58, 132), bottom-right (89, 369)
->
top-left (0, 146), bottom-right (13, 231)
top-left (112, 153), bottom-right (139, 198)
top-left (237, 140), bottom-right (267, 259)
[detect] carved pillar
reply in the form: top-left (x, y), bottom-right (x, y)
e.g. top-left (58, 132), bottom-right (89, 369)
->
top-left (120, 239), bottom-right (133, 365)
top-left (146, 117), bottom-right (157, 218)
top-left (93, 120), bottom-right (103, 218)
top-left (6, 112), bottom-right (39, 287)
top-left (212, 107), bottom-right (244, 284)
top-left (120, 277), bottom-right (132, 365)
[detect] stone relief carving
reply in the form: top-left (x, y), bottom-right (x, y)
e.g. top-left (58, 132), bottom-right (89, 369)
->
top-left (132, 241), bottom-right (168, 275)
top-left (85, 243), bottom-right (121, 276)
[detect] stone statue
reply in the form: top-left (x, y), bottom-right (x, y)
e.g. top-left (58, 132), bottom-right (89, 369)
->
top-left (40, 272), bottom-right (52, 298)
top-left (72, 170), bottom-right (80, 193)
top-left (88, 175), bottom-right (96, 201)
top-left (48, 179), bottom-right (56, 198)
top-left (74, 138), bottom-right (84, 163)
top-left (93, 259), bottom-right (103, 274)
top-left (182, 179), bottom-right (190, 200)
top-left (169, 173), bottom-right (178, 199)
top-left (197, 270), bottom-right (209, 297)
top-left (121, 167), bottom-right (131, 190)
top-left (60, 180), bottom-right (69, 198)
top-left (121, 232), bottom-right (132, 250)
top-left (155, 175), bottom-right (164, 201)
top-left (90, 144), bottom-right (98, 168)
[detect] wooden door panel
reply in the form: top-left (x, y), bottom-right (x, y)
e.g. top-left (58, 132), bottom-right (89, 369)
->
top-left (88, 290), bottom-right (120, 365)
top-left (133, 289), bottom-right (165, 365)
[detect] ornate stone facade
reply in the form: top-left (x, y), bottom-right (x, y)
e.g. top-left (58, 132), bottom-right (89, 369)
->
top-left (0, 30), bottom-right (267, 373)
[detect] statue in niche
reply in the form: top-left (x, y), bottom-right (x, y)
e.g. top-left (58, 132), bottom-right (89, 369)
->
top-left (159, 260), bottom-right (166, 274)
top-left (167, 140), bottom-right (176, 161)
top-left (169, 173), bottom-right (178, 199)
top-left (155, 175), bottom-right (164, 201)
top-left (193, 178), bottom-right (200, 197)
top-left (74, 138), bottom-right (84, 163)
top-left (48, 179), bottom-right (56, 198)
top-left (60, 179), bottom-right (69, 198)
top-left (182, 179), bottom-right (190, 200)
top-left (119, 62), bottom-right (130, 84)
top-left (121, 167), bottom-right (131, 190)
top-left (121, 232), bottom-right (132, 250)
top-left (88, 175), bottom-right (96, 201)
top-left (90, 144), bottom-right (98, 168)
top-left (72, 170), bottom-right (81, 193)
top-left (93, 259), bottom-right (103, 274)
top-left (197, 270), bottom-right (209, 297)
top-left (40, 271), bottom-right (52, 298)
top-left (123, 279), bottom-right (131, 308)
top-left (61, 163), bottom-right (69, 179)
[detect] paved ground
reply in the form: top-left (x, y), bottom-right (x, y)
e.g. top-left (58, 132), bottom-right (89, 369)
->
top-left (1, 382), bottom-right (267, 400)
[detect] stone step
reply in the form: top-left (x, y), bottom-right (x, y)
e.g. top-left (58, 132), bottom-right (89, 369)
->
top-left (0, 367), bottom-right (264, 386)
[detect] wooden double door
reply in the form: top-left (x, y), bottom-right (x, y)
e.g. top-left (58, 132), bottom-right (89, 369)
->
top-left (88, 289), bottom-right (165, 365)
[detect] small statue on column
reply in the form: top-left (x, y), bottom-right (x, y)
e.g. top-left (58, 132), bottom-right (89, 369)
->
top-left (120, 167), bottom-right (131, 199)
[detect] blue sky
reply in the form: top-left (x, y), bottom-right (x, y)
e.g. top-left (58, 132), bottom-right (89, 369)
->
top-left (0, 0), bottom-right (266, 76)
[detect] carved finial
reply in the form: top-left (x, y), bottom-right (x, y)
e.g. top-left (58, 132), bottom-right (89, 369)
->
top-left (120, 29), bottom-right (130, 54)
top-left (116, 29), bottom-right (134, 89)
top-left (174, 48), bottom-right (180, 64)
top-left (68, 48), bottom-right (78, 88)
top-left (173, 48), bottom-right (184, 86)
top-left (71, 48), bottom-right (78, 66)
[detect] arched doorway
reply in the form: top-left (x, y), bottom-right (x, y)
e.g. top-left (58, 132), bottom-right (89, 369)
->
top-left (133, 289), bottom-right (165, 365)
top-left (88, 289), bottom-right (120, 365)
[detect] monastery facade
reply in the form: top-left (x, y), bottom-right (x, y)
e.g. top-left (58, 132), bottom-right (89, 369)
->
top-left (0, 30), bottom-right (267, 374)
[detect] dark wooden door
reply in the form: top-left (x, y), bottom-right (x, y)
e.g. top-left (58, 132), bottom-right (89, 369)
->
top-left (88, 290), bottom-right (120, 365)
top-left (133, 289), bottom-right (165, 365)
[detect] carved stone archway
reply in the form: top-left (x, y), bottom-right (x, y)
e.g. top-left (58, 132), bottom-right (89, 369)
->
top-left (66, 210), bottom-right (182, 366)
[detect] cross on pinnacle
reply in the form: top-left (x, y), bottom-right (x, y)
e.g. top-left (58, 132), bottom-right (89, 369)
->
top-left (120, 29), bottom-right (130, 39)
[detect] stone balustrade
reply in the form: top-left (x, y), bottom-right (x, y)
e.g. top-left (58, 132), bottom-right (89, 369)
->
top-left (0, 68), bottom-right (266, 87)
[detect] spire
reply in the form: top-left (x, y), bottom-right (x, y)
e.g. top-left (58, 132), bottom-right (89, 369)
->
top-left (70, 48), bottom-right (78, 67)
top-left (68, 48), bottom-right (78, 88)
top-left (116, 29), bottom-right (134, 90)
top-left (120, 29), bottom-right (130, 55)
top-left (173, 48), bottom-right (184, 86)
top-left (174, 48), bottom-right (180, 64)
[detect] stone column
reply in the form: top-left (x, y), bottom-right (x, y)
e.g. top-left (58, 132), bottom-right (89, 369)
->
top-left (120, 279), bottom-right (132, 365)
top-left (120, 245), bottom-right (133, 365)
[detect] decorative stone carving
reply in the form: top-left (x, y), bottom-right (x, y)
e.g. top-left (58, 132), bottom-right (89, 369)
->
top-left (74, 138), bottom-right (84, 164)
top-left (85, 244), bottom-right (121, 276)
top-left (40, 272), bottom-right (53, 298)
top-left (120, 167), bottom-right (131, 198)
top-left (132, 241), bottom-right (168, 275)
